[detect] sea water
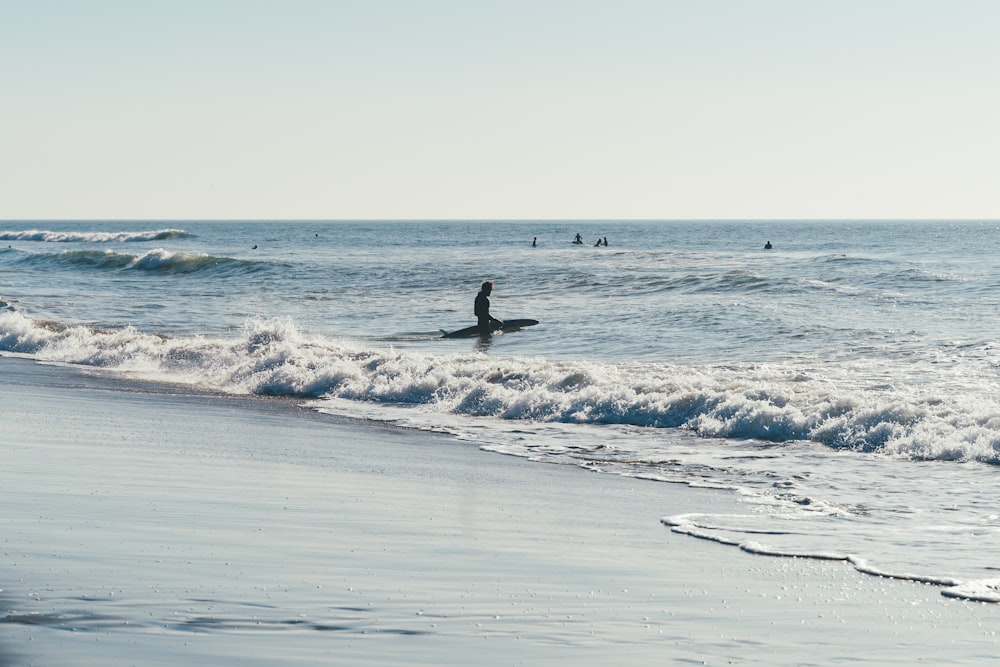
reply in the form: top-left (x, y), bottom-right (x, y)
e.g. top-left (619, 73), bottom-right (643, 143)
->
top-left (3, 219), bottom-right (1000, 601)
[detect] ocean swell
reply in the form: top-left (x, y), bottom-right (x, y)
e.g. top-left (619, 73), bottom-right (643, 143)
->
top-left (14, 248), bottom-right (269, 276)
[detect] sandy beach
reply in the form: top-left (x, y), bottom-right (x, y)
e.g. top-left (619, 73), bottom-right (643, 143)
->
top-left (2, 355), bottom-right (998, 666)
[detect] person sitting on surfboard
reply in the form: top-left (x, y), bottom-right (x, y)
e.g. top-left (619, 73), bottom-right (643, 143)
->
top-left (475, 281), bottom-right (503, 336)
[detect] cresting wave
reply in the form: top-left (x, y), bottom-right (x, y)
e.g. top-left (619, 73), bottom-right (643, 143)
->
top-left (0, 228), bottom-right (190, 242)
top-left (13, 248), bottom-right (268, 275)
top-left (2, 310), bottom-right (1000, 464)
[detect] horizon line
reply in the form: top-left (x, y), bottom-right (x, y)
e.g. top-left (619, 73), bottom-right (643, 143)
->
top-left (2, 217), bottom-right (999, 224)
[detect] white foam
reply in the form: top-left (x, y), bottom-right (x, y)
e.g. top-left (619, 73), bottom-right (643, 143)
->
top-left (941, 578), bottom-right (1000, 602)
top-left (664, 513), bottom-right (971, 598)
top-left (0, 228), bottom-right (190, 243)
top-left (4, 310), bottom-right (1000, 465)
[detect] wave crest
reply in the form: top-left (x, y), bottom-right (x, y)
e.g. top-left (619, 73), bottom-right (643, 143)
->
top-left (0, 228), bottom-right (191, 243)
top-left (16, 248), bottom-right (267, 275)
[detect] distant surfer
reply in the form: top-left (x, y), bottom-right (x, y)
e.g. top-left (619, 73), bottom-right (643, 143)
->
top-left (475, 281), bottom-right (503, 336)
top-left (573, 233), bottom-right (583, 244)
top-left (764, 241), bottom-right (772, 249)
top-left (532, 237), bottom-right (537, 247)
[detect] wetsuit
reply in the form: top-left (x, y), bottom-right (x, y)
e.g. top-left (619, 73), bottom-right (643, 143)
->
top-left (475, 289), bottom-right (500, 335)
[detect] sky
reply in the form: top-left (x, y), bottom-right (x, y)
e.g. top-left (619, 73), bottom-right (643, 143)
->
top-left (2, 0), bottom-right (999, 220)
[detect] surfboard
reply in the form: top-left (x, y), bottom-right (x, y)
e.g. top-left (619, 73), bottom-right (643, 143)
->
top-left (441, 319), bottom-right (539, 339)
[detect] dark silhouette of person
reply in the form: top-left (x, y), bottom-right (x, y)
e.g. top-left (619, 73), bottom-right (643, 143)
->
top-left (603, 237), bottom-right (608, 246)
top-left (573, 233), bottom-right (583, 244)
top-left (764, 241), bottom-right (772, 249)
top-left (532, 237), bottom-right (537, 247)
top-left (475, 281), bottom-right (503, 336)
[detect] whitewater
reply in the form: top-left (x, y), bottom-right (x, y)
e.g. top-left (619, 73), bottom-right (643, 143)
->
top-left (3, 219), bottom-right (1000, 602)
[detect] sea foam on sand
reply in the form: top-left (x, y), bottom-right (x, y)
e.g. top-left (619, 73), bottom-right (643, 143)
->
top-left (2, 356), bottom-right (998, 666)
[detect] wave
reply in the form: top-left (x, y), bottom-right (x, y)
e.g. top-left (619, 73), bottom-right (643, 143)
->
top-left (662, 513), bottom-right (1000, 603)
top-left (15, 248), bottom-right (270, 276)
top-left (2, 310), bottom-right (999, 464)
top-left (0, 228), bottom-right (191, 243)
top-left (672, 269), bottom-right (773, 294)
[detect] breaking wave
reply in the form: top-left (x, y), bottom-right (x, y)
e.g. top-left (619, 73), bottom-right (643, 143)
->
top-left (1, 310), bottom-right (999, 464)
top-left (0, 228), bottom-right (191, 243)
top-left (14, 248), bottom-right (269, 276)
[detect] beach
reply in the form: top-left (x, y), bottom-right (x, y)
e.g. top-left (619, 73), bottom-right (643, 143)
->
top-left (7, 0), bottom-right (1000, 658)
top-left (3, 355), bottom-right (999, 666)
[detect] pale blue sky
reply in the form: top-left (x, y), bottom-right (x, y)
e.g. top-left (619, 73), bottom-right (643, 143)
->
top-left (3, 1), bottom-right (998, 219)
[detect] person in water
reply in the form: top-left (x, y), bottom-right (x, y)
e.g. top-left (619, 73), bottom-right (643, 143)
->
top-left (764, 240), bottom-right (772, 249)
top-left (475, 280), bottom-right (503, 336)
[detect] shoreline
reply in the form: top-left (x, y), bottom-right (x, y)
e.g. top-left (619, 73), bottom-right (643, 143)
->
top-left (3, 355), bottom-right (999, 666)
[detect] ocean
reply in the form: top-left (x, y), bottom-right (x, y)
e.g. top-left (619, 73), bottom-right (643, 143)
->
top-left (3, 219), bottom-right (1000, 602)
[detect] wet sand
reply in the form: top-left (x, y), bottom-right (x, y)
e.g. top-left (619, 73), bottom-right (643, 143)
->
top-left (2, 356), bottom-right (998, 666)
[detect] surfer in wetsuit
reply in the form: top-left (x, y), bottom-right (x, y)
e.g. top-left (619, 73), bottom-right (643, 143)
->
top-left (475, 281), bottom-right (503, 336)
